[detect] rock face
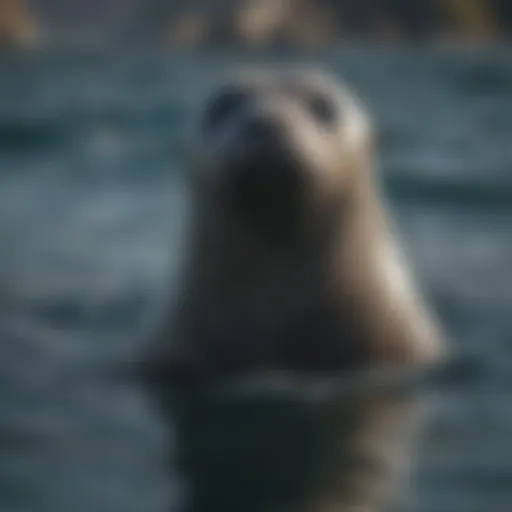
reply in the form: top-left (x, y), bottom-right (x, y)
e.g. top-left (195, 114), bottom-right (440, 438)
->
top-left (163, 0), bottom-right (340, 48)
top-left (9, 0), bottom-right (512, 48)
top-left (161, 0), bottom-right (509, 48)
top-left (0, 0), bottom-right (40, 49)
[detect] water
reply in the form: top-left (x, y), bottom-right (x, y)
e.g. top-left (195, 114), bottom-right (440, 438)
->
top-left (0, 45), bottom-right (511, 512)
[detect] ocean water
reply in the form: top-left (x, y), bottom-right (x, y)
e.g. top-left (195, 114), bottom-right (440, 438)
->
top-left (0, 46), bottom-right (511, 512)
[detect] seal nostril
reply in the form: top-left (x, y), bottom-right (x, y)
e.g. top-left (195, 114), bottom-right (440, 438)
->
top-left (243, 116), bottom-right (281, 141)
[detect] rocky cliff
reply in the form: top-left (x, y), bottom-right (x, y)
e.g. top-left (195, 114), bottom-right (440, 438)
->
top-left (0, 0), bottom-right (40, 49)
top-left (5, 0), bottom-right (512, 49)
top-left (160, 0), bottom-right (510, 47)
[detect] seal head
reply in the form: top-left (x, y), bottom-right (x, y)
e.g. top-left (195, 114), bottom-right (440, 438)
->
top-left (187, 68), bottom-right (372, 241)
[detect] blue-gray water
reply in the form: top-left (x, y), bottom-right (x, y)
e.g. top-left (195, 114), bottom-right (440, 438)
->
top-left (0, 46), bottom-right (511, 512)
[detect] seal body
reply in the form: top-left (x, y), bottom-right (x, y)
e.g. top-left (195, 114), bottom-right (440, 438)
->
top-left (148, 66), bottom-right (446, 512)
top-left (154, 66), bottom-right (444, 381)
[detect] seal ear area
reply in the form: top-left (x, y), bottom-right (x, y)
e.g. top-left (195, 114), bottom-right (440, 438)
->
top-left (363, 123), bottom-right (379, 161)
top-left (371, 126), bottom-right (388, 159)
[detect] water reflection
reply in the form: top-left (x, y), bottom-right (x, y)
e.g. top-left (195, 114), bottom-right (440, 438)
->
top-left (148, 363), bottom-right (469, 512)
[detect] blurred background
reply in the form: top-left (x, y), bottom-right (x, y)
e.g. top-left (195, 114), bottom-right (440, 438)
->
top-left (0, 1), bottom-right (510, 512)
top-left (1, 0), bottom-right (512, 47)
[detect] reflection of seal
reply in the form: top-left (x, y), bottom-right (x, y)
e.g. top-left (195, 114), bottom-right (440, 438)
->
top-left (150, 66), bottom-right (445, 382)
top-left (146, 67), bottom-right (447, 512)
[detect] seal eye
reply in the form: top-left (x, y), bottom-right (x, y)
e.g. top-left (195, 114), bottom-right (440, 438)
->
top-left (203, 87), bottom-right (249, 131)
top-left (305, 93), bottom-right (337, 126)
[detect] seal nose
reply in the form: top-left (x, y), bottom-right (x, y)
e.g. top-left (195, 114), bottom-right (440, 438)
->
top-left (242, 114), bottom-right (282, 143)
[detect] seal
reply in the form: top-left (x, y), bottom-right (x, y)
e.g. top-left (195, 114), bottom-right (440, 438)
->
top-left (144, 66), bottom-right (447, 512)
top-left (149, 66), bottom-right (445, 383)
